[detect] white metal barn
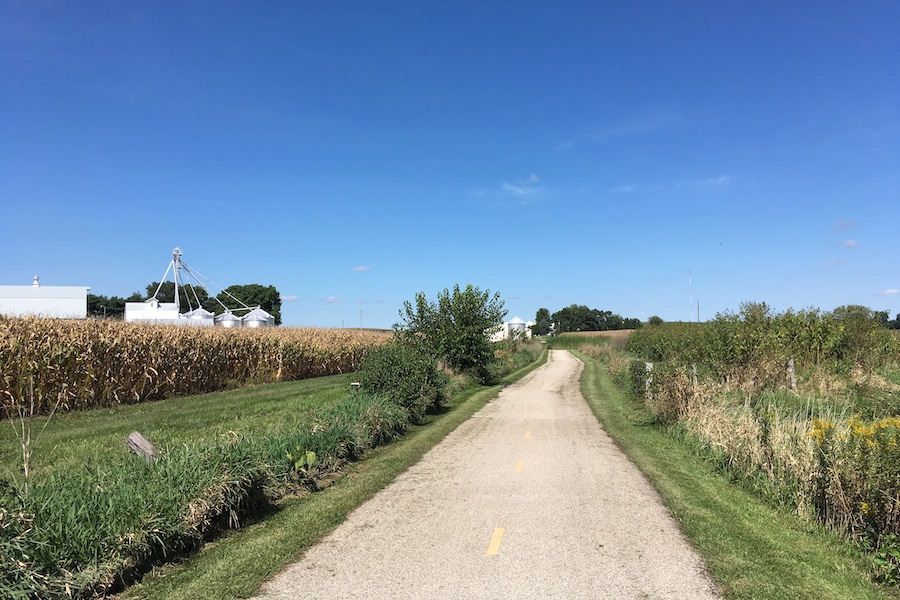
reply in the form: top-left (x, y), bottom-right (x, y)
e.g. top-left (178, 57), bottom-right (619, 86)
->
top-left (124, 298), bottom-right (182, 324)
top-left (0, 276), bottom-right (90, 319)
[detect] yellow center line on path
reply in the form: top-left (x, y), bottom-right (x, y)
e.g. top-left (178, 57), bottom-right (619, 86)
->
top-left (514, 460), bottom-right (524, 473)
top-left (486, 528), bottom-right (505, 556)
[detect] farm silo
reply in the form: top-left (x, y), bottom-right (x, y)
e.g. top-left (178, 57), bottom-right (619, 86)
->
top-left (183, 307), bottom-right (215, 326)
top-left (242, 307), bottom-right (275, 328)
top-left (214, 310), bottom-right (243, 328)
top-left (508, 316), bottom-right (527, 336)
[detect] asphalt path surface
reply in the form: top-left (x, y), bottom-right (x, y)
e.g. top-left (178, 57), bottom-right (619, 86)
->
top-left (254, 350), bottom-right (720, 599)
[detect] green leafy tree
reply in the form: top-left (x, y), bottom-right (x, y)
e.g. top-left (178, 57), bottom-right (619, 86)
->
top-left (648, 315), bottom-right (664, 326)
top-left (144, 281), bottom-right (210, 311)
top-left (551, 304), bottom-right (594, 332)
top-left (87, 294), bottom-right (134, 319)
top-left (212, 284), bottom-right (282, 325)
top-left (890, 314), bottom-right (900, 330)
top-left (357, 339), bottom-right (448, 423)
top-left (395, 284), bottom-right (506, 380)
top-left (622, 317), bottom-right (643, 329)
top-left (532, 308), bottom-right (552, 336)
top-left (552, 304), bottom-right (640, 332)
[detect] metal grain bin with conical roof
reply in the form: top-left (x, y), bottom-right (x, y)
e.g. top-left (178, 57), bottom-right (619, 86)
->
top-left (508, 316), bottom-right (527, 335)
top-left (214, 310), bottom-right (243, 328)
top-left (183, 307), bottom-right (215, 326)
top-left (242, 307), bottom-right (275, 328)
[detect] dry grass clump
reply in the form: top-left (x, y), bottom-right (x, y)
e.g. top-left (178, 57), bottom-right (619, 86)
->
top-left (615, 309), bottom-right (900, 580)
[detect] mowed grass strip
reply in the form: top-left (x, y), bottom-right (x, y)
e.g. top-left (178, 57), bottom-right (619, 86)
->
top-left (0, 374), bottom-right (354, 484)
top-left (116, 351), bottom-right (548, 600)
top-left (576, 351), bottom-right (899, 600)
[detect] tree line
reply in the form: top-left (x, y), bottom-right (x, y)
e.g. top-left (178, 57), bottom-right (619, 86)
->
top-left (530, 304), bottom-right (645, 335)
top-left (88, 282), bottom-right (282, 325)
top-left (529, 303), bottom-right (900, 335)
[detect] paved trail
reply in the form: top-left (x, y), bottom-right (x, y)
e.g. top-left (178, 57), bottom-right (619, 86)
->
top-left (254, 350), bottom-right (720, 599)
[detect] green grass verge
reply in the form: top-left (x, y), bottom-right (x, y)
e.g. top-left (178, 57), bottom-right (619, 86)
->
top-left (116, 351), bottom-right (548, 599)
top-left (0, 375), bottom-right (354, 484)
top-left (575, 350), bottom-right (899, 600)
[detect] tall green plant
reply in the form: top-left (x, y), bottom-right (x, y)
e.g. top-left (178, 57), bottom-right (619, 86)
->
top-left (395, 284), bottom-right (506, 381)
top-left (356, 340), bottom-right (447, 423)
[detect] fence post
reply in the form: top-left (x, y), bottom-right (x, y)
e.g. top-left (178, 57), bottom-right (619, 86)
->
top-left (787, 357), bottom-right (797, 391)
top-left (126, 431), bottom-right (157, 462)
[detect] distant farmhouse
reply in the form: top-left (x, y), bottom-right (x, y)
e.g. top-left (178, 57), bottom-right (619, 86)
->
top-left (490, 316), bottom-right (535, 342)
top-left (0, 276), bottom-right (90, 319)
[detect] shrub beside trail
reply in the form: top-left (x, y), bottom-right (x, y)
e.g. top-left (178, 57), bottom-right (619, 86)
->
top-left (603, 303), bottom-right (900, 583)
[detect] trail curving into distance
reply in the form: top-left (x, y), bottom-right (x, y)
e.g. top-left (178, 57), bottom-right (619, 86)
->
top-left (254, 350), bottom-right (720, 599)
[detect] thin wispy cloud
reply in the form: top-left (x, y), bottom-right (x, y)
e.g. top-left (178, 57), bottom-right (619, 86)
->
top-left (474, 173), bottom-right (545, 202)
top-left (501, 182), bottom-right (541, 196)
top-left (840, 239), bottom-right (859, 248)
top-left (834, 219), bottom-right (855, 232)
top-left (557, 108), bottom-right (683, 151)
top-left (875, 289), bottom-right (900, 296)
top-left (280, 295), bottom-right (301, 302)
top-left (501, 173), bottom-right (543, 197)
top-left (321, 296), bottom-right (343, 304)
top-left (609, 175), bottom-right (729, 194)
top-left (675, 175), bottom-right (730, 188)
top-left (352, 266), bottom-right (371, 272)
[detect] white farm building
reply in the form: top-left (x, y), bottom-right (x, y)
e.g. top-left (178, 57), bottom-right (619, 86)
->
top-left (124, 247), bottom-right (276, 327)
top-left (0, 276), bottom-right (90, 319)
top-left (490, 316), bottom-right (535, 342)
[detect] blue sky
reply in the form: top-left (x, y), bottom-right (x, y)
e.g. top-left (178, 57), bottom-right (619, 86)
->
top-left (2, 2), bottom-right (898, 328)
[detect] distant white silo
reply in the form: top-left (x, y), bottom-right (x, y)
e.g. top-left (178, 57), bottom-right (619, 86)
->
top-left (508, 316), bottom-right (527, 335)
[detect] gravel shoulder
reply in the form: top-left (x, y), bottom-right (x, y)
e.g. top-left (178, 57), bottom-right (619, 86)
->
top-left (253, 349), bottom-right (720, 599)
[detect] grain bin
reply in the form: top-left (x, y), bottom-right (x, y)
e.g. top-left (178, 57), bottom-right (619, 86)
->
top-left (242, 307), bottom-right (275, 328)
top-left (183, 307), bottom-right (215, 326)
top-left (215, 310), bottom-right (243, 328)
top-left (508, 316), bottom-right (527, 335)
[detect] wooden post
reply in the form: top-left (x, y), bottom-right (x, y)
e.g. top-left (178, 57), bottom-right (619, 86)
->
top-left (645, 362), bottom-right (653, 395)
top-left (787, 358), bottom-right (797, 391)
top-left (126, 431), bottom-right (157, 462)
top-left (692, 363), bottom-right (698, 387)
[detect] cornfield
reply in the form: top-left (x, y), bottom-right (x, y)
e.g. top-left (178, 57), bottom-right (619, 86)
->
top-left (0, 316), bottom-right (391, 417)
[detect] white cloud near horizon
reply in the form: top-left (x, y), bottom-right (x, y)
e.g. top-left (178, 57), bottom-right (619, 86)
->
top-left (352, 266), bottom-right (371, 272)
top-left (875, 289), bottom-right (900, 296)
top-left (840, 239), bottom-right (859, 248)
top-left (321, 296), bottom-right (343, 304)
top-left (280, 294), bottom-right (301, 302)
